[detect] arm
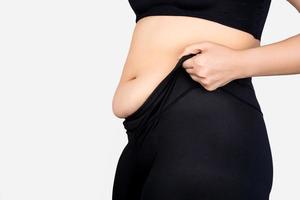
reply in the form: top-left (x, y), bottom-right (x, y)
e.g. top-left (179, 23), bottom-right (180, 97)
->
top-left (237, 0), bottom-right (300, 78)
top-left (287, 0), bottom-right (300, 12)
top-left (237, 33), bottom-right (300, 78)
top-left (178, 0), bottom-right (300, 91)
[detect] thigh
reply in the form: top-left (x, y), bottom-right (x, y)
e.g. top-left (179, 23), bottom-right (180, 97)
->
top-left (140, 87), bottom-right (273, 200)
top-left (112, 143), bottom-right (144, 200)
top-left (140, 161), bottom-right (246, 200)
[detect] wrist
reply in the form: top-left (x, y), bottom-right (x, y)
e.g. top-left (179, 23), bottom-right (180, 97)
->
top-left (233, 48), bottom-right (255, 79)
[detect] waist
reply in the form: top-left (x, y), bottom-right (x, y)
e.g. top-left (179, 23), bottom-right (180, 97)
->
top-left (123, 15), bottom-right (260, 81)
top-left (112, 16), bottom-right (261, 118)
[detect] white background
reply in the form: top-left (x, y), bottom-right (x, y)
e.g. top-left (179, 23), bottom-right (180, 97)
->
top-left (0, 1), bottom-right (299, 200)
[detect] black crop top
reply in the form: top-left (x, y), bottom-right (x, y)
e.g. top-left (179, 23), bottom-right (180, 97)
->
top-left (128, 0), bottom-right (272, 40)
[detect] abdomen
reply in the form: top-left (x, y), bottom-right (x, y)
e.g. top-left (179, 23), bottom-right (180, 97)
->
top-left (112, 15), bottom-right (261, 118)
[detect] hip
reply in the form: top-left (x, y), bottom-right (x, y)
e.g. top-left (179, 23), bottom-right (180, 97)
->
top-left (117, 54), bottom-right (273, 198)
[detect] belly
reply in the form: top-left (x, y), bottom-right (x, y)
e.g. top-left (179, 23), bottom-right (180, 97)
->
top-left (112, 15), bottom-right (261, 118)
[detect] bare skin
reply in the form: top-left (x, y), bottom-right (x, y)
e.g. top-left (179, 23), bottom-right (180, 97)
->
top-left (112, 1), bottom-right (300, 119)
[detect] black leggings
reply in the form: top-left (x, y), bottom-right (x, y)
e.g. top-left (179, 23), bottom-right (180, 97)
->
top-left (112, 53), bottom-right (273, 200)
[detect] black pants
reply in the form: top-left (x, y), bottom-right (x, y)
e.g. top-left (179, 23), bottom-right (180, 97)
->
top-left (112, 53), bottom-right (273, 200)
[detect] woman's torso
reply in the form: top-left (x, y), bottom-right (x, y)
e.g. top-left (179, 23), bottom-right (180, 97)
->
top-left (112, 15), bottom-right (261, 118)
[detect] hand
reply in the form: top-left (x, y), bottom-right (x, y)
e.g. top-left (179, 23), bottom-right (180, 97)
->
top-left (178, 41), bottom-right (244, 91)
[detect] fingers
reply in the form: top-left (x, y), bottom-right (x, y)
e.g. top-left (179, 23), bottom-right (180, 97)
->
top-left (189, 74), bottom-right (200, 82)
top-left (178, 48), bottom-right (201, 59)
top-left (177, 41), bottom-right (211, 59)
top-left (182, 57), bottom-right (194, 69)
top-left (186, 69), bottom-right (220, 91)
top-left (186, 69), bottom-right (203, 83)
top-left (179, 48), bottom-right (202, 59)
top-left (185, 68), bottom-right (194, 74)
top-left (182, 54), bottom-right (205, 78)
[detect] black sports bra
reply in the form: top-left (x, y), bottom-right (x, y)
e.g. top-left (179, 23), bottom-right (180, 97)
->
top-left (128, 0), bottom-right (272, 40)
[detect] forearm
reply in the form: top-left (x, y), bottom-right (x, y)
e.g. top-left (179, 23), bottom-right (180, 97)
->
top-left (237, 33), bottom-right (300, 78)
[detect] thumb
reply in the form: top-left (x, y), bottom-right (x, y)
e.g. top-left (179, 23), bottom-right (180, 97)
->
top-left (177, 42), bottom-right (211, 59)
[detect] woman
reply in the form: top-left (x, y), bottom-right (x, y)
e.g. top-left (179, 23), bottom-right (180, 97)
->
top-left (111, 0), bottom-right (300, 199)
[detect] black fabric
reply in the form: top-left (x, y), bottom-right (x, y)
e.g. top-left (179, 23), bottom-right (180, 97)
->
top-left (128, 0), bottom-right (272, 40)
top-left (112, 53), bottom-right (273, 200)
